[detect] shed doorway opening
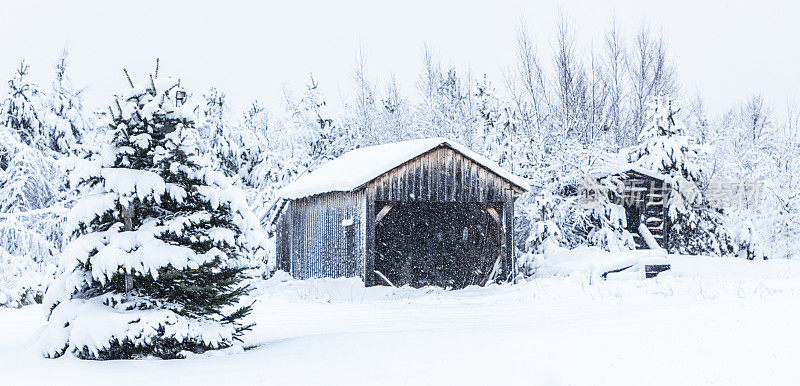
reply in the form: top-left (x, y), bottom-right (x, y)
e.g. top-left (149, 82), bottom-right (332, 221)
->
top-left (374, 201), bottom-right (503, 289)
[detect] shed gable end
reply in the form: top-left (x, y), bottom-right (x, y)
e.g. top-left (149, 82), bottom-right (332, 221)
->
top-left (367, 145), bottom-right (516, 202)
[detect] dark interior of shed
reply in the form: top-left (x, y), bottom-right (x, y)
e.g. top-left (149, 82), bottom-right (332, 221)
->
top-left (374, 201), bottom-right (503, 289)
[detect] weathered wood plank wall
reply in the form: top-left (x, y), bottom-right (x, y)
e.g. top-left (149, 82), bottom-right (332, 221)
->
top-left (621, 171), bottom-right (670, 248)
top-left (280, 190), bottom-right (366, 280)
top-left (366, 146), bottom-right (519, 203)
top-left (276, 209), bottom-right (290, 272)
top-left (362, 145), bottom-right (521, 285)
top-left (502, 200), bottom-right (515, 280)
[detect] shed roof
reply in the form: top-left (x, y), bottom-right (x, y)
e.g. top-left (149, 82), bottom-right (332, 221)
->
top-left (591, 147), bottom-right (669, 181)
top-left (278, 137), bottom-right (531, 200)
top-left (593, 164), bottom-right (668, 181)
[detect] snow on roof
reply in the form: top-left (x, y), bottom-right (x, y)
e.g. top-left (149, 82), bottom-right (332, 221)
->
top-left (591, 161), bottom-right (668, 181)
top-left (278, 137), bottom-right (531, 200)
top-left (623, 165), bottom-right (669, 180)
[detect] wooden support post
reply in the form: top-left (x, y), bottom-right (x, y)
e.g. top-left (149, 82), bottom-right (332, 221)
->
top-left (502, 200), bottom-right (514, 282)
top-left (485, 206), bottom-right (500, 224)
top-left (375, 203), bottom-right (394, 224)
top-left (485, 253), bottom-right (503, 285)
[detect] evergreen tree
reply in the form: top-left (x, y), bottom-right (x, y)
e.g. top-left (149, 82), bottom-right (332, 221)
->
top-left (1, 61), bottom-right (45, 149)
top-left (40, 49), bottom-right (91, 154)
top-left (40, 69), bottom-right (264, 359)
top-left (415, 48), bottom-right (478, 146)
top-left (286, 75), bottom-right (351, 164)
top-left (199, 87), bottom-right (240, 177)
top-left (630, 95), bottom-right (734, 255)
top-left (0, 146), bottom-right (61, 212)
top-left (347, 51), bottom-right (381, 146)
top-left (237, 102), bottom-right (270, 181)
top-left (378, 75), bottom-right (412, 142)
top-left (475, 75), bottom-right (504, 162)
top-left (586, 178), bottom-right (635, 253)
top-left (475, 75), bottom-right (526, 173)
top-left (525, 189), bottom-right (562, 254)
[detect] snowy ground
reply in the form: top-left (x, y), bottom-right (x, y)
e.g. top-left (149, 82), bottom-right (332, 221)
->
top-left (1, 255), bottom-right (800, 385)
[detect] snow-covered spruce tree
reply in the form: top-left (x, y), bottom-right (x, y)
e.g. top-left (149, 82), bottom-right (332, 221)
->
top-left (0, 146), bottom-right (62, 213)
top-left (525, 189), bottom-right (562, 254)
top-left (299, 76), bottom-right (353, 162)
top-left (39, 49), bottom-right (91, 154)
top-left (0, 132), bottom-right (62, 306)
top-left (1, 61), bottom-right (45, 149)
top-left (630, 95), bottom-right (734, 255)
top-left (0, 74), bottom-right (69, 307)
top-left (475, 75), bottom-right (516, 170)
top-left (199, 87), bottom-right (240, 177)
top-left (0, 59), bottom-right (68, 213)
top-left (40, 70), bottom-right (265, 359)
top-left (517, 189), bottom-right (562, 278)
top-left (583, 176), bottom-right (636, 252)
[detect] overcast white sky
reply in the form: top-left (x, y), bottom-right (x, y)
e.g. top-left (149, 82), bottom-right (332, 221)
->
top-left (1, 0), bottom-right (797, 119)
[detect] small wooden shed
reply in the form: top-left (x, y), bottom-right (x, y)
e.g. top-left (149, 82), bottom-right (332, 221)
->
top-left (275, 138), bottom-right (530, 288)
top-left (602, 166), bottom-right (671, 249)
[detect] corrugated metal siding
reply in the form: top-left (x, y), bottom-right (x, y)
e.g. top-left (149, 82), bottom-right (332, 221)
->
top-left (285, 190), bottom-right (366, 280)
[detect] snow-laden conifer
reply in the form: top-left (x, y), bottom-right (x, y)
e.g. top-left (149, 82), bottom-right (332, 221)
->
top-left (1, 61), bottom-right (45, 149)
top-left (39, 49), bottom-right (91, 154)
top-left (517, 189), bottom-right (563, 278)
top-left (525, 189), bottom-right (562, 254)
top-left (630, 95), bottom-right (734, 255)
top-left (0, 247), bottom-right (50, 307)
top-left (199, 87), bottom-right (241, 177)
top-left (292, 77), bottom-right (352, 162)
top-left (0, 146), bottom-right (62, 213)
top-left (40, 68), bottom-right (266, 359)
top-left (587, 191), bottom-right (635, 253)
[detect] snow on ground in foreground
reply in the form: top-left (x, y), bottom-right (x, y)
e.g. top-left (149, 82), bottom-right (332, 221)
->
top-left (1, 255), bottom-right (800, 385)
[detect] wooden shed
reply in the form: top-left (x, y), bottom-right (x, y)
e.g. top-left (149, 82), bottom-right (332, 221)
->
top-left (601, 166), bottom-right (671, 249)
top-left (275, 138), bottom-right (530, 288)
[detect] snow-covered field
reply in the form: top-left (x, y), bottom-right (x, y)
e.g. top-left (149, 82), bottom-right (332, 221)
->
top-left (1, 255), bottom-right (799, 386)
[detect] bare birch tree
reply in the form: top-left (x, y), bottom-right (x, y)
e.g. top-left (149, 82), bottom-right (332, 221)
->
top-left (627, 24), bottom-right (678, 145)
top-left (603, 19), bottom-right (627, 146)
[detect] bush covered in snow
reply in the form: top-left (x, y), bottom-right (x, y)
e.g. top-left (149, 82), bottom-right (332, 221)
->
top-left (0, 58), bottom-right (77, 309)
top-left (524, 189), bottom-right (562, 253)
top-left (0, 247), bottom-right (51, 307)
